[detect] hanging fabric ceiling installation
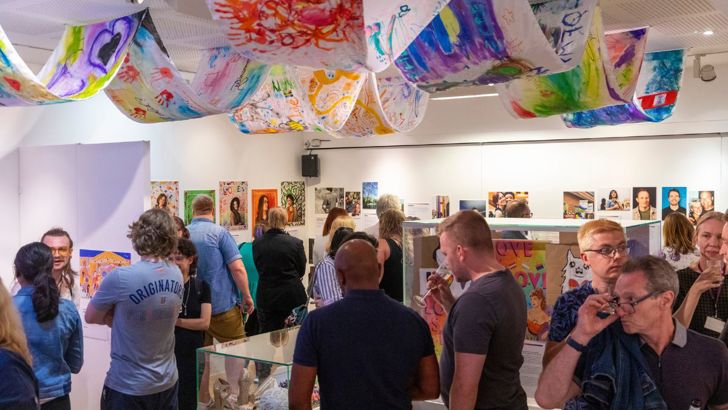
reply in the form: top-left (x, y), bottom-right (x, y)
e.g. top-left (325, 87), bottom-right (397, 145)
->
top-left (0, 11), bottom-right (143, 106)
top-left (497, 10), bottom-right (648, 119)
top-left (205, 0), bottom-right (450, 72)
top-left (562, 49), bottom-right (685, 128)
top-left (393, 0), bottom-right (597, 93)
top-left (105, 14), bottom-right (269, 123)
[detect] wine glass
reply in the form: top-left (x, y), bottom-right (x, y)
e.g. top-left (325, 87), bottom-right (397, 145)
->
top-left (413, 264), bottom-right (454, 308)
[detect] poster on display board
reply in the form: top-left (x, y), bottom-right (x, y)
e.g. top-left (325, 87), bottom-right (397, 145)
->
top-left (563, 191), bottom-right (594, 219)
top-left (151, 181), bottom-right (179, 217)
top-left (281, 181), bottom-right (305, 226)
top-left (687, 190), bottom-right (716, 225)
top-left (595, 187), bottom-right (632, 220)
top-left (251, 189), bottom-right (277, 233)
top-left (459, 200), bottom-right (488, 215)
top-left (362, 182), bottom-right (378, 210)
top-left (345, 191), bottom-right (362, 217)
top-left (79, 249), bottom-right (132, 298)
top-left (434, 195), bottom-right (450, 218)
top-left (631, 187), bottom-right (658, 221)
top-left (314, 187), bottom-right (344, 215)
top-left (545, 243), bottom-right (591, 297)
top-left (184, 190), bottom-right (216, 225)
top-left (219, 181), bottom-right (248, 231)
top-left (661, 186), bottom-right (687, 220)
top-left (406, 202), bottom-right (432, 221)
top-left (487, 191), bottom-right (529, 218)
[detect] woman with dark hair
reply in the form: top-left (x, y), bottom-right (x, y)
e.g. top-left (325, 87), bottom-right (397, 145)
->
top-left (286, 194), bottom-right (296, 223)
top-left (255, 195), bottom-right (270, 224)
top-left (172, 238), bottom-right (211, 410)
top-left (230, 197), bottom-right (243, 226)
top-left (13, 242), bottom-right (83, 410)
top-left (606, 189), bottom-right (622, 210)
top-left (156, 193), bottom-right (168, 210)
top-left (174, 216), bottom-right (190, 238)
top-left (312, 227), bottom-right (354, 306)
top-left (312, 207), bottom-right (348, 265)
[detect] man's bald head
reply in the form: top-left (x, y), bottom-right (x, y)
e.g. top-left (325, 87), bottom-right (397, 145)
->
top-left (334, 238), bottom-right (381, 291)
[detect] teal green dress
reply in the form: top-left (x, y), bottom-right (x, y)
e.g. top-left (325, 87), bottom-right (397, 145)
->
top-left (238, 242), bottom-right (259, 308)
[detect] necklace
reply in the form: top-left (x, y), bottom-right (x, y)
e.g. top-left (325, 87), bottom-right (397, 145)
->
top-left (181, 279), bottom-right (191, 316)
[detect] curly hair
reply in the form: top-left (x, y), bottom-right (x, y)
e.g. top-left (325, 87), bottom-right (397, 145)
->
top-left (378, 209), bottom-right (404, 240)
top-left (128, 209), bottom-right (178, 258)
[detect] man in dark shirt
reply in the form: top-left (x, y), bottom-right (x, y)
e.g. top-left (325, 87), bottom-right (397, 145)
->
top-left (289, 234), bottom-right (439, 410)
top-left (536, 256), bottom-right (728, 409)
top-left (662, 188), bottom-right (686, 220)
top-left (428, 210), bottom-right (528, 409)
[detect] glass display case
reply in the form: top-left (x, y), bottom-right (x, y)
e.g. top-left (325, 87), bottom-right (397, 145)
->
top-left (197, 326), bottom-right (318, 410)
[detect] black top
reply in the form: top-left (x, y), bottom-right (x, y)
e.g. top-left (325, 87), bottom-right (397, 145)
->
top-left (0, 349), bottom-right (38, 410)
top-left (674, 267), bottom-right (728, 337)
top-left (662, 206), bottom-right (686, 220)
top-left (293, 289), bottom-right (435, 409)
top-left (175, 277), bottom-right (211, 352)
top-left (253, 228), bottom-right (307, 312)
top-left (380, 238), bottom-right (404, 302)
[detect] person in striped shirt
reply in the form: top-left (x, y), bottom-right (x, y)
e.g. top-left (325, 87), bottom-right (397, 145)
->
top-left (312, 227), bottom-right (354, 306)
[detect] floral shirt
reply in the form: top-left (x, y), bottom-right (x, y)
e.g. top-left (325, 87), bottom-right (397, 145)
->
top-left (658, 247), bottom-right (699, 271)
top-left (548, 281), bottom-right (596, 342)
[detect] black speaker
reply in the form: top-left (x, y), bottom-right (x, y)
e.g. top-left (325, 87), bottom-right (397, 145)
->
top-left (302, 154), bottom-right (319, 177)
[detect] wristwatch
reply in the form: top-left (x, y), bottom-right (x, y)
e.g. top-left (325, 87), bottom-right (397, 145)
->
top-left (566, 336), bottom-right (588, 353)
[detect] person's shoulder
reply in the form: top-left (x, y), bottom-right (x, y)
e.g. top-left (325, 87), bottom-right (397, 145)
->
top-left (675, 266), bottom-right (698, 279)
top-left (686, 328), bottom-right (728, 353)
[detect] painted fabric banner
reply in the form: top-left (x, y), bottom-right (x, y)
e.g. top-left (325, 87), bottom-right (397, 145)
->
top-left (206, 0), bottom-right (449, 72)
top-left (394, 0), bottom-right (596, 92)
top-left (498, 13), bottom-right (648, 119)
top-left (563, 49), bottom-right (685, 128)
top-left (0, 11), bottom-right (143, 106)
top-left (105, 14), bottom-right (268, 123)
top-left (295, 67), bottom-right (367, 132)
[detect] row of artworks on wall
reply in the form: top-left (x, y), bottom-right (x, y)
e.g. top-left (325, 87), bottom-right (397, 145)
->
top-left (0, 1), bottom-right (685, 135)
top-left (151, 180), bottom-right (380, 232)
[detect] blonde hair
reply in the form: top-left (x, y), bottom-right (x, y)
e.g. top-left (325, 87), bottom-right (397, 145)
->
top-left (379, 209), bottom-right (404, 240)
top-left (0, 280), bottom-right (32, 366)
top-left (437, 210), bottom-right (494, 252)
top-left (326, 215), bottom-right (356, 252)
top-left (694, 211), bottom-right (727, 243)
top-left (577, 219), bottom-right (625, 252)
top-left (268, 207), bottom-right (288, 230)
top-left (663, 213), bottom-right (695, 255)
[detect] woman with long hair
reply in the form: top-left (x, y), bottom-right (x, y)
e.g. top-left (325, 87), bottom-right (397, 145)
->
top-left (659, 212), bottom-right (699, 270)
top-left (172, 238), bottom-right (211, 410)
top-left (606, 189), bottom-right (623, 210)
top-left (13, 242), bottom-right (83, 409)
top-left (312, 207), bottom-right (348, 265)
top-left (230, 197), bottom-right (243, 226)
top-left (378, 209), bottom-right (405, 302)
top-left (0, 280), bottom-right (38, 409)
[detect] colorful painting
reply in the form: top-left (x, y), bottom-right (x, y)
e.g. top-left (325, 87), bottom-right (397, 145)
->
top-left (251, 189), bottom-right (278, 229)
top-left (105, 14), bottom-right (268, 123)
top-left (79, 249), bottom-right (132, 298)
top-left (595, 187), bottom-right (633, 220)
top-left (363, 182), bottom-right (379, 209)
top-left (281, 181), bottom-right (305, 226)
top-left (151, 181), bottom-right (179, 217)
top-left (395, 0), bottom-right (596, 92)
top-left (487, 191), bottom-right (529, 218)
top-left (184, 189), bottom-right (216, 225)
top-left (206, 0), bottom-right (449, 71)
top-left (661, 186), bottom-right (687, 220)
top-left (563, 191), bottom-right (595, 219)
top-left (315, 187), bottom-right (345, 215)
top-left (346, 191), bottom-right (362, 217)
top-left (420, 267), bottom-right (470, 356)
top-left (0, 11), bottom-right (143, 106)
top-left (459, 200), bottom-right (488, 214)
top-left (564, 49), bottom-right (685, 128)
top-left (498, 14), bottom-right (648, 119)
top-left (493, 240), bottom-right (550, 341)
top-left (434, 195), bottom-right (450, 218)
top-left (687, 190), bottom-right (716, 226)
top-left (219, 181), bottom-right (248, 231)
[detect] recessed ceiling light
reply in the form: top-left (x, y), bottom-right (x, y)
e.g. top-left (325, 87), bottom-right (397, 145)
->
top-left (703, 30), bottom-right (714, 36)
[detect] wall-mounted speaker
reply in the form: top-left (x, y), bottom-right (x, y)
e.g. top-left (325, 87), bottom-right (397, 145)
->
top-left (302, 154), bottom-right (319, 177)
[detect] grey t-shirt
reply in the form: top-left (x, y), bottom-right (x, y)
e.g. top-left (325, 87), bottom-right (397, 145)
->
top-left (440, 269), bottom-right (528, 409)
top-left (90, 260), bottom-right (183, 395)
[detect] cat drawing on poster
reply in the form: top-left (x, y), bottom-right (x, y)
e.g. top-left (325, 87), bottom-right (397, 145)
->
top-left (79, 249), bottom-right (132, 298)
top-left (561, 249), bottom-right (591, 293)
top-left (363, 182), bottom-right (378, 210)
top-left (220, 181), bottom-right (248, 231)
top-left (281, 181), bottom-right (305, 226)
top-left (151, 181), bottom-right (179, 217)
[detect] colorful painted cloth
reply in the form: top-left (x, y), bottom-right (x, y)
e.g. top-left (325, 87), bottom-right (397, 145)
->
top-left (563, 49), bottom-right (685, 127)
top-left (0, 11), bottom-right (143, 106)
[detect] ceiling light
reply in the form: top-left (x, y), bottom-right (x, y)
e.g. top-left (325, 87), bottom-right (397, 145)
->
top-left (430, 93), bottom-right (499, 101)
top-left (703, 30), bottom-right (714, 36)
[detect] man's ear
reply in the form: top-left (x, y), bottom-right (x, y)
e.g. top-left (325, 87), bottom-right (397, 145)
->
top-left (580, 252), bottom-right (591, 269)
top-left (661, 291), bottom-right (675, 310)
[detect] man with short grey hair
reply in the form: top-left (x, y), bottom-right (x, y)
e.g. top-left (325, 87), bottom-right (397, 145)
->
top-left (536, 255), bottom-right (728, 409)
top-left (364, 194), bottom-right (401, 237)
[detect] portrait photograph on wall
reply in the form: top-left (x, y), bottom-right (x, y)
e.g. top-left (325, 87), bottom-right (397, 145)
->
top-left (281, 181), bottom-right (305, 226)
top-left (661, 186), bottom-right (687, 220)
top-left (151, 181), bottom-right (179, 217)
top-left (346, 191), bottom-right (362, 216)
top-left (315, 187), bottom-right (344, 215)
top-left (487, 191), bottom-right (529, 217)
top-left (595, 187), bottom-right (633, 220)
top-left (251, 189), bottom-right (278, 229)
top-left (687, 190), bottom-right (716, 225)
top-left (219, 181), bottom-right (248, 231)
top-left (632, 187), bottom-right (658, 220)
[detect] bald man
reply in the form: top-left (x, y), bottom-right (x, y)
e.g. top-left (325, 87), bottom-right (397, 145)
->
top-left (289, 236), bottom-right (439, 410)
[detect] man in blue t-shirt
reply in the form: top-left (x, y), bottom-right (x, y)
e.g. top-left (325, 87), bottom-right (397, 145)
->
top-left (289, 234), bottom-right (439, 409)
top-left (86, 209), bottom-right (183, 409)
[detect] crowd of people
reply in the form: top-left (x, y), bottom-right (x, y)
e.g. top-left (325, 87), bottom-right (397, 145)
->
top-left (2, 192), bottom-right (728, 410)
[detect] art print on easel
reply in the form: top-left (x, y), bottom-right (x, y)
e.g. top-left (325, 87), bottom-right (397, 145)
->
top-left (151, 181), bottom-right (179, 217)
top-left (281, 181), bottom-right (305, 226)
top-left (184, 190), bottom-right (216, 225)
top-left (79, 249), bottom-right (132, 298)
top-left (220, 181), bottom-right (248, 231)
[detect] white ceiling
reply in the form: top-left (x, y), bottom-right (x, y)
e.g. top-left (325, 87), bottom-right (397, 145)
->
top-left (0, 0), bottom-right (726, 74)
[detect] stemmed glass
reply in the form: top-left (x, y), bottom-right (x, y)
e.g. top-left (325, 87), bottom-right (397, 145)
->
top-left (413, 264), bottom-right (454, 308)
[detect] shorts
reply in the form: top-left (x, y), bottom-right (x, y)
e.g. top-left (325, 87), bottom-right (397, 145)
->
top-left (204, 305), bottom-right (245, 346)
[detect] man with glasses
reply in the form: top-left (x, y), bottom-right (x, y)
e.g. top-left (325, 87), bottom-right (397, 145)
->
top-left (535, 256), bottom-right (728, 409)
top-left (544, 219), bottom-right (629, 366)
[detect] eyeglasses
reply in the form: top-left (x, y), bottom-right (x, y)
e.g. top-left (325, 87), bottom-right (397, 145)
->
top-left (584, 244), bottom-right (630, 258)
top-left (607, 291), bottom-right (658, 314)
top-left (49, 247), bottom-right (71, 256)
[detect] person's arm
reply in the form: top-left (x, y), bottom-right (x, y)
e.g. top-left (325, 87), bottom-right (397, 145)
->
top-left (426, 272), bottom-right (456, 313)
top-left (228, 258), bottom-right (254, 315)
top-left (542, 340), bottom-right (567, 368)
top-left (314, 262), bottom-right (341, 305)
top-left (448, 352), bottom-right (485, 409)
top-left (535, 294), bottom-right (619, 408)
top-left (65, 308), bottom-right (84, 374)
top-left (674, 269), bottom-right (722, 328)
top-left (289, 364), bottom-right (316, 410)
top-left (176, 303), bottom-right (211, 331)
top-left (295, 240), bottom-right (307, 279)
top-left (409, 354), bottom-right (440, 400)
top-left (85, 269), bottom-right (120, 326)
top-left (377, 238), bottom-right (391, 265)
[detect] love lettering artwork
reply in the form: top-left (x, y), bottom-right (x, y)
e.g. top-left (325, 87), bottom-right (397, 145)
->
top-left (493, 240), bottom-right (550, 341)
top-left (206, 0), bottom-right (449, 71)
top-left (0, 11), bottom-right (142, 106)
top-left (106, 14), bottom-right (269, 123)
top-left (394, 0), bottom-right (596, 92)
top-left (563, 49), bottom-right (685, 127)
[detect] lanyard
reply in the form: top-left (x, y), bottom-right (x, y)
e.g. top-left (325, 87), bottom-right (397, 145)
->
top-left (698, 261), bottom-right (724, 317)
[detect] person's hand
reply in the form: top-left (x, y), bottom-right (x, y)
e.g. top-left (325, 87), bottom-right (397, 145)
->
top-left (570, 293), bottom-right (619, 345)
top-left (690, 263), bottom-right (725, 295)
top-left (427, 273), bottom-right (455, 311)
top-left (242, 293), bottom-right (255, 315)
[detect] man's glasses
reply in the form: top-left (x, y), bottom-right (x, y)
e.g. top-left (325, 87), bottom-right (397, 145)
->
top-left (49, 247), bottom-right (71, 257)
top-left (584, 244), bottom-right (630, 258)
top-left (606, 291), bottom-right (658, 314)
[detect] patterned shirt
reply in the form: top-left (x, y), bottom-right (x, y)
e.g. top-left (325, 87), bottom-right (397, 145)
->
top-left (312, 255), bottom-right (342, 306)
top-left (675, 267), bottom-right (728, 338)
top-left (658, 246), bottom-right (699, 271)
top-left (549, 281), bottom-right (596, 342)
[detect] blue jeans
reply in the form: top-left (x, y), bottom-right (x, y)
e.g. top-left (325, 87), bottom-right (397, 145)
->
top-left (101, 383), bottom-right (178, 410)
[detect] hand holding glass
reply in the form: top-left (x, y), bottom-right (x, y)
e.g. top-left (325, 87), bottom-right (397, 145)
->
top-left (414, 264), bottom-right (453, 308)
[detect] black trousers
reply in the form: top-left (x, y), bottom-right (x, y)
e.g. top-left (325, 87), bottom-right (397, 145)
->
top-left (101, 383), bottom-right (178, 410)
top-left (41, 395), bottom-right (70, 410)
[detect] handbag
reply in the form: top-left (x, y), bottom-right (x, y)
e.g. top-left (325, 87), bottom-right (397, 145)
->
top-left (284, 268), bottom-right (316, 328)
